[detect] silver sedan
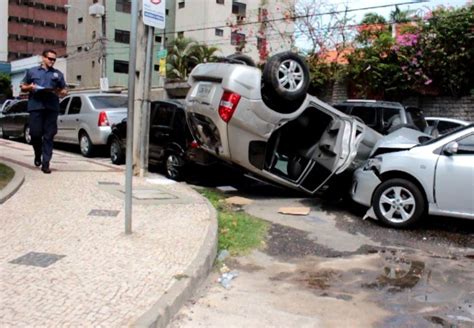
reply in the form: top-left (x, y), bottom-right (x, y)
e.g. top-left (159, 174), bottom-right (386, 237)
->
top-left (351, 124), bottom-right (474, 228)
top-left (56, 93), bottom-right (128, 157)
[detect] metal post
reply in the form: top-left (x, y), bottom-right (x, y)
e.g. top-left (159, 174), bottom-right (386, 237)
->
top-left (139, 26), bottom-right (154, 177)
top-left (125, 0), bottom-right (139, 235)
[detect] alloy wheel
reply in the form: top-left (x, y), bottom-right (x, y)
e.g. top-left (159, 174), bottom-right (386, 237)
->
top-left (378, 186), bottom-right (416, 224)
top-left (278, 59), bottom-right (305, 93)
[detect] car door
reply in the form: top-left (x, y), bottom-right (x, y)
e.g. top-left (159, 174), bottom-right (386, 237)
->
top-left (148, 102), bottom-right (175, 164)
top-left (434, 133), bottom-right (474, 215)
top-left (1, 102), bottom-right (16, 135)
top-left (12, 101), bottom-right (28, 137)
top-left (60, 96), bottom-right (82, 143)
top-left (56, 97), bottom-right (71, 142)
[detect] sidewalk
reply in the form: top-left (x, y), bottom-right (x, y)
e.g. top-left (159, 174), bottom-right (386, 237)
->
top-left (0, 139), bottom-right (217, 327)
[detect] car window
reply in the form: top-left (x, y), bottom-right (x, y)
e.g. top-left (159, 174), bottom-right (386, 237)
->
top-left (89, 96), bottom-right (128, 109)
top-left (437, 121), bottom-right (461, 135)
top-left (151, 103), bottom-right (174, 127)
top-left (350, 106), bottom-right (377, 126)
top-left (59, 97), bottom-right (70, 115)
top-left (68, 97), bottom-right (82, 115)
top-left (457, 134), bottom-right (474, 154)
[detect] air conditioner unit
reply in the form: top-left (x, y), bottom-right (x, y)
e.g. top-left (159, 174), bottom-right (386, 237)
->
top-left (89, 3), bottom-right (105, 17)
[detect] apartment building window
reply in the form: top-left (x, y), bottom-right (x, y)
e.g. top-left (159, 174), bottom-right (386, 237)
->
top-left (215, 28), bottom-right (223, 37)
top-left (76, 75), bottom-right (82, 82)
top-left (116, 0), bottom-right (132, 13)
top-left (232, 1), bottom-right (246, 16)
top-left (216, 0), bottom-right (224, 4)
top-left (77, 46), bottom-right (83, 52)
top-left (177, 31), bottom-right (184, 38)
top-left (78, 17), bottom-right (83, 23)
top-left (115, 29), bottom-right (130, 44)
top-left (178, 1), bottom-right (185, 9)
top-left (231, 31), bottom-right (245, 45)
top-left (114, 60), bottom-right (129, 73)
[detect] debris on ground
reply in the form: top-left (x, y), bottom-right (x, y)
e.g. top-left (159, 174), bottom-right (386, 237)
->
top-left (217, 249), bottom-right (230, 262)
top-left (225, 196), bottom-right (253, 206)
top-left (217, 186), bottom-right (238, 193)
top-left (278, 206), bottom-right (311, 216)
top-left (217, 271), bottom-right (239, 289)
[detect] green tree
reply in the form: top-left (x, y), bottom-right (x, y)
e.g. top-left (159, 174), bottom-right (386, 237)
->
top-left (0, 73), bottom-right (12, 101)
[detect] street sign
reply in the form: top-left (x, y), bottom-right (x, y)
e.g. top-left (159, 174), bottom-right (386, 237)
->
top-left (143, 0), bottom-right (166, 29)
top-left (156, 49), bottom-right (168, 59)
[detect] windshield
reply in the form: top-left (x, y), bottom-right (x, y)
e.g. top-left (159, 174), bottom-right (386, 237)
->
top-left (417, 124), bottom-right (472, 146)
top-left (89, 96), bottom-right (128, 109)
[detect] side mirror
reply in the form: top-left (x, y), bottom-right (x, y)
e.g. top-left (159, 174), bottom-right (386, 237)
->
top-left (443, 141), bottom-right (458, 156)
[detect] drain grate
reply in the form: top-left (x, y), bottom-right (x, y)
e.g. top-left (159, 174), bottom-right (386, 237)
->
top-left (88, 209), bottom-right (120, 217)
top-left (9, 252), bottom-right (65, 268)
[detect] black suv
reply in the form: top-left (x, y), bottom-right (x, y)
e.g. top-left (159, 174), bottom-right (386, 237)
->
top-left (333, 100), bottom-right (431, 135)
top-left (108, 100), bottom-right (213, 180)
top-left (0, 99), bottom-right (31, 144)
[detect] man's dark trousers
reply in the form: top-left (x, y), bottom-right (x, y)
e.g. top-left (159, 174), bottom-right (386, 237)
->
top-left (29, 109), bottom-right (58, 167)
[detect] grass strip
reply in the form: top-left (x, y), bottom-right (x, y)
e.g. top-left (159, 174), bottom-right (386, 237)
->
top-left (199, 188), bottom-right (268, 256)
top-left (0, 163), bottom-right (15, 190)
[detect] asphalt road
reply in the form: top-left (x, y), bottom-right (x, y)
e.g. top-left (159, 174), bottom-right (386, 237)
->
top-left (171, 167), bottom-right (474, 328)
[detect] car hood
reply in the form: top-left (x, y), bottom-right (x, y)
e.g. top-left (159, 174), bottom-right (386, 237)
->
top-left (370, 128), bottom-right (431, 156)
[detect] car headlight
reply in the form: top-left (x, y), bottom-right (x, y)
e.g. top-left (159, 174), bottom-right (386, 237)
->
top-left (363, 157), bottom-right (382, 171)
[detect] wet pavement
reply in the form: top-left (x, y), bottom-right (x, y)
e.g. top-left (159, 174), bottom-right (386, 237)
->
top-left (170, 171), bottom-right (474, 327)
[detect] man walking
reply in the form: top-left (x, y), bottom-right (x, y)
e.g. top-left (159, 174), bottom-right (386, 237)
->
top-left (20, 49), bottom-right (67, 174)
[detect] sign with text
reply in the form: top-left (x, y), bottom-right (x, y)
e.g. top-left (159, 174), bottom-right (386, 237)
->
top-left (156, 49), bottom-right (168, 59)
top-left (143, 0), bottom-right (166, 29)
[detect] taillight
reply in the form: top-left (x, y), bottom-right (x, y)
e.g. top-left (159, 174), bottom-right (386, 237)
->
top-left (190, 140), bottom-right (200, 149)
top-left (98, 111), bottom-right (109, 126)
top-left (218, 91), bottom-right (241, 123)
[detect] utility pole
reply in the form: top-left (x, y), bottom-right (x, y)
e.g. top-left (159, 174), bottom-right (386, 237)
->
top-left (132, 0), bottom-right (147, 176)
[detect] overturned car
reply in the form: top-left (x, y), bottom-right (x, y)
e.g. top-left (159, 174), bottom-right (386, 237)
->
top-left (185, 52), bottom-right (382, 194)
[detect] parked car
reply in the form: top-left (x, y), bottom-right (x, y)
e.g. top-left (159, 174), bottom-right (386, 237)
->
top-left (426, 117), bottom-right (470, 136)
top-left (333, 100), bottom-right (431, 135)
top-left (108, 100), bottom-right (213, 180)
top-left (185, 51), bottom-right (382, 195)
top-left (0, 99), bottom-right (31, 144)
top-left (56, 93), bottom-right (128, 157)
top-left (351, 124), bottom-right (474, 228)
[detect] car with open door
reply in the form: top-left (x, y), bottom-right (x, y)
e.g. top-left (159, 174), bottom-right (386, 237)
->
top-left (185, 51), bottom-right (382, 195)
top-left (351, 124), bottom-right (474, 228)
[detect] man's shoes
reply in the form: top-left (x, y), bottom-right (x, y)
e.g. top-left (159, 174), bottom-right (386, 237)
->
top-left (34, 156), bottom-right (41, 167)
top-left (41, 165), bottom-right (51, 174)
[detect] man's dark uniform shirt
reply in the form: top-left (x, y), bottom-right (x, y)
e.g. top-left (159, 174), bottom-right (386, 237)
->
top-left (22, 66), bottom-right (66, 111)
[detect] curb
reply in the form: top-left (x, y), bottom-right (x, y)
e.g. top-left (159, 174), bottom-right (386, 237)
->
top-left (0, 160), bottom-right (25, 204)
top-left (133, 197), bottom-right (218, 328)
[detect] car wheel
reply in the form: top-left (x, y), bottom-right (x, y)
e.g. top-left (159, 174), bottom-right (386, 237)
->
top-left (110, 138), bottom-right (125, 165)
top-left (262, 51), bottom-right (310, 102)
top-left (165, 153), bottom-right (184, 181)
top-left (226, 53), bottom-right (256, 67)
top-left (372, 178), bottom-right (425, 228)
top-left (24, 125), bottom-right (32, 144)
top-left (79, 132), bottom-right (94, 157)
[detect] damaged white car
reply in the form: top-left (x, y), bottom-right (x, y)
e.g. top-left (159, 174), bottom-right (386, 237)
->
top-left (351, 124), bottom-right (474, 228)
top-left (185, 52), bottom-right (381, 194)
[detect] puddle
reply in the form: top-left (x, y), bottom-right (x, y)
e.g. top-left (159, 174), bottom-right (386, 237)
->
top-left (295, 269), bottom-right (341, 290)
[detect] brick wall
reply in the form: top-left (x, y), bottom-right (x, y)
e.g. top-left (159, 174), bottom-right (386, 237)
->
top-left (402, 96), bottom-right (474, 122)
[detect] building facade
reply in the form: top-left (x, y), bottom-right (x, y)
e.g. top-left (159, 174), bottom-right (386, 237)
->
top-left (7, 0), bottom-right (68, 61)
top-left (66, 0), bottom-right (175, 90)
top-left (173, 0), bottom-right (295, 64)
top-left (1, 1), bottom-right (8, 63)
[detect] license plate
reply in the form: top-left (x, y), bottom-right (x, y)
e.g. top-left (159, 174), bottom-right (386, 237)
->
top-left (197, 83), bottom-right (212, 98)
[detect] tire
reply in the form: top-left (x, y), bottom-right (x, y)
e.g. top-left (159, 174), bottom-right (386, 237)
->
top-left (372, 178), bottom-right (425, 228)
top-left (262, 51), bottom-right (310, 102)
top-left (226, 53), bottom-right (256, 67)
top-left (79, 132), bottom-right (94, 157)
top-left (24, 125), bottom-right (32, 144)
top-left (110, 137), bottom-right (125, 165)
top-left (164, 153), bottom-right (185, 181)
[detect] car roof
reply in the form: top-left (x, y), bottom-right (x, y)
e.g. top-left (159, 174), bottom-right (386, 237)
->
top-left (334, 99), bottom-right (405, 109)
